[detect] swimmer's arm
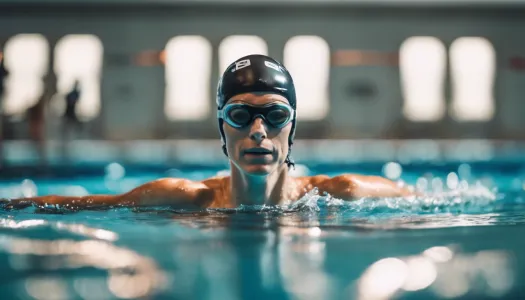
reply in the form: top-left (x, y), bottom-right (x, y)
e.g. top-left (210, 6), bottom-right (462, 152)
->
top-left (318, 174), bottom-right (414, 200)
top-left (0, 178), bottom-right (213, 210)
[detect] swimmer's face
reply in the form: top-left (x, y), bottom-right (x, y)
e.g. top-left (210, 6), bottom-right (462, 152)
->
top-left (222, 93), bottom-right (292, 176)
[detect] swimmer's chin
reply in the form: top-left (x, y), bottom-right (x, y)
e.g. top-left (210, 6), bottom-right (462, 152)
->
top-left (241, 164), bottom-right (275, 176)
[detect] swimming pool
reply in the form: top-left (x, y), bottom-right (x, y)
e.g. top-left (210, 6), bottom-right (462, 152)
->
top-left (1, 159), bottom-right (525, 300)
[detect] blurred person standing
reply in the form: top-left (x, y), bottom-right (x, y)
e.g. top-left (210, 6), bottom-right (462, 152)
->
top-left (0, 55), bottom-right (9, 167)
top-left (0, 55), bottom-right (7, 101)
top-left (62, 80), bottom-right (82, 139)
top-left (26, 74), bottom-right (55, 166)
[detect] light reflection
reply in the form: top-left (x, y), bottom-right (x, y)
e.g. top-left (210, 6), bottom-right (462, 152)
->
top-left (0, 219), bottom-right (46, 229)
top-left (431, 269), bottom-right (470, 298)
top-left (260, 231), bottom-right (279, 290)
top-left (358, 257), bottom-right (409, 300)
top-left (168, 229), bottom-right (240, 300)
top-left (73, 278), bottom-right (111, 300)
top-left (475, 251), bottom-right (515, 297)
top-left (0, 218), bottom-right (118, 242)
top-left (402, 257), bottom-right (437, 291)
top-left (423, 246), bottom-right (454, 262)
top-left (278, 227), bottom-right (333, 300)
top-left (308, 227), bottom-right (322, 237)
top-left (25, 277), bottom-right (69, 300)
top-left (355, 246), bottom-right (514, 299)
top-left (392, 214), bottom-right (500, 229)
top-left (0, 236), bottom-right (166, 299)
top-left (55, 222), bottom-right (118, 241)
top-left (108, 273), bottom-right (153, 299)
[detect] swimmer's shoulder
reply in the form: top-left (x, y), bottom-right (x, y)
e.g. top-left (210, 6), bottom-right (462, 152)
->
top-left (151, 176), bottom-right (230, 208)
top-left (292, 173), bottom-right (412, 199)
top-left (293, 174), bottom-right (330, 190)
top-left (200, 175), bottom-right (230, 189)
top-left (288, 175), bottom-right (331, 199)
top-left (200, 175), bottom-right (231, 208)
top-left (139, 177), bottom-right (211, 207)
top-left (294, 173), bottom-right (394, 189)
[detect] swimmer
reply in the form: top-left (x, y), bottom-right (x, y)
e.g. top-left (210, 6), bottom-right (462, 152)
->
top-left (1, 54), bottom-right (413, 210)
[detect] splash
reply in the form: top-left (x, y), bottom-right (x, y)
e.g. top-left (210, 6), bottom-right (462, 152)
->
top-left (282, 178), bottom-right (499, 215)
top-left (0, 174), bottom-right (502, 216)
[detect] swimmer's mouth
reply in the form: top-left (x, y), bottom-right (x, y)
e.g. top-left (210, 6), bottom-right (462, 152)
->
top-left (243, 148), bottom-right (273, 155)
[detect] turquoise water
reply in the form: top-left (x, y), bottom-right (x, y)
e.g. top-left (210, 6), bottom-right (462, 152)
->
top-left (1, 162), bottom-right (525, 300)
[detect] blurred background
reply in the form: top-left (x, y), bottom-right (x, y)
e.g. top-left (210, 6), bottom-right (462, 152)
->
top-left (1, 0), bottom-right (525, 168)
top-left (2, 3), bottom-right (525, 300)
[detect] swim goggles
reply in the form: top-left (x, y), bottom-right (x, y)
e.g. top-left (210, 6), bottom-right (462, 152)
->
top-left (217, 102), bottom-right (295, 129)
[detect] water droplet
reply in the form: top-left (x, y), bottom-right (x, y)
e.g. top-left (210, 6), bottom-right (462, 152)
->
top-left (20, 179), bottom-right (37, 198)
top-left (458, 164), bottom-right (471, 179)
top-left (446, 172), bottom-right (459, 190)
top-left (383, 162), bottom-right (403, 180)
top-left (105, 162), bottom-right (125, 180)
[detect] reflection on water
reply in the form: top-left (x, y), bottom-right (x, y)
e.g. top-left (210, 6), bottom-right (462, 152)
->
top-left (355, 246), bottom-right (515, 300)
top-left (0, 219), bottom-right (167, 299)
top-left (278, 227), bottom-right (333, 300)
top-left (0, 208), bottom-right (523, 299)
top-left (0, 219), bottom-right (118, 241)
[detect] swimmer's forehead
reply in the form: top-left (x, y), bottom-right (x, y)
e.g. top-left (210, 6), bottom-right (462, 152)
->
top-left (227, 93), bottom-right (289, 106)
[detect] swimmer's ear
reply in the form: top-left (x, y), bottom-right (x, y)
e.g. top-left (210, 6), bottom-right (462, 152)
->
top-left (285, 153), bottom-right (295, 170)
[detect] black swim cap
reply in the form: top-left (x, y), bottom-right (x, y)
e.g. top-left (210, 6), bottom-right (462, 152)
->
top-left (216, 54), bottom-right (297, 168)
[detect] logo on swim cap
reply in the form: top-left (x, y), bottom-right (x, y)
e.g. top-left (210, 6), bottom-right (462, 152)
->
top-left (230, 58), bottom-right (283, 74)
top-left (264, 61), bottom-right (281, 72)
top-left (231, 59), bottom-right (251, 72)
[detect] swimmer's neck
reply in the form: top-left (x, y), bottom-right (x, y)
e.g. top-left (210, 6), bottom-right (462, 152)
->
top-left (229, 163), bottom-right (290, 206)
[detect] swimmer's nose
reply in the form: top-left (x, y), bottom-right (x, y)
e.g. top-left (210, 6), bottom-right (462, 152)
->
top-left (249, 118), bottom-right (267, 143)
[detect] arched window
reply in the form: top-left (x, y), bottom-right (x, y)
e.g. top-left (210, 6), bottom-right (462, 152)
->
top-left (400, 36), bottom-right (447, 122)
top-left (218, 35), bottom-right (268, 74)
top-left (284, 36), bottom-right (330, 120)
top-left (450, 37), bottom-right (496, 121)
top-left (164, 36), bottom-right (212, 120)
top-left (2, 34), bottom-right (49, 115)
top-left (54, 34), bottom-right (103, 121)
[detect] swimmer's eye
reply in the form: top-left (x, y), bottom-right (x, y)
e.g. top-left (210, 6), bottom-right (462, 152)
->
top-left (267, 108), bottom-right (290, 125)
top-left (228, 108), bottom-right (251, 125)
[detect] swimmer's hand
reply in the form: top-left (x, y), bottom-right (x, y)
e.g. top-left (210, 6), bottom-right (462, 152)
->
top-left (317, 174), bottom-right (415, 199)
top-left (0, 178), bottom-right (212, 210)
top-left (0, 198), bottom-right (34, 210)
top-left (0, 195), bottom-right (103, 210)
